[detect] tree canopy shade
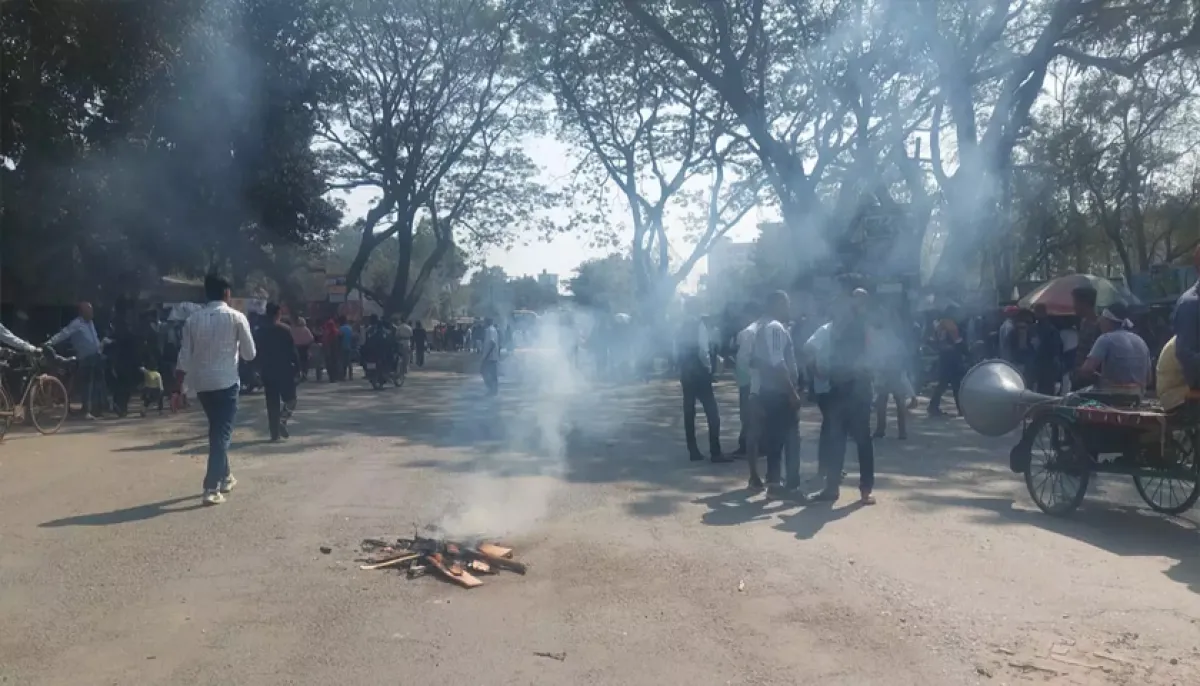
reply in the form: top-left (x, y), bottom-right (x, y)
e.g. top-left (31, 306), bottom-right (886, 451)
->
top-left (0, 0), bottom-right (341, 305)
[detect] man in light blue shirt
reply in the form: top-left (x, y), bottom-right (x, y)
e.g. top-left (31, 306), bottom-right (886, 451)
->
top-left (47, 301), bottom-right (105, 418)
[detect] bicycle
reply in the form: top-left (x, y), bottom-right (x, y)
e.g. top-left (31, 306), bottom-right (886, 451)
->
top-left (0, 349), bottom-right (71, 439)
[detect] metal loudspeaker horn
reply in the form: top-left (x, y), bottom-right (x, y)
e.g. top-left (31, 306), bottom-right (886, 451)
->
top-left (957, 360), bottom-right (1058, 437)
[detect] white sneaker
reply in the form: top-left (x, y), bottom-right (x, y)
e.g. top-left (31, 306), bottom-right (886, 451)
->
top-left (219, 475), bottom-right (237, 493)
top-left (202, 490), bottom-right (225, 506)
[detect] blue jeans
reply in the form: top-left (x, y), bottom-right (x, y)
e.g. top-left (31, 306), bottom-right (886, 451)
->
top-left (197, 384), bottom-right (239, 491)
top-left (76, 354), bottom-right (107, 415)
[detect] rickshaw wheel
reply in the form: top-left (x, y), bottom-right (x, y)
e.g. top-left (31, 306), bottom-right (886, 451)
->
top-left (1024, 414), bottom-right (1090, 516)
top-left (1133, 430), bottom-right (1200, 515)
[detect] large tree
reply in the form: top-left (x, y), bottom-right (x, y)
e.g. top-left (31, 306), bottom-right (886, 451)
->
top-left (317, 0), bottom-right (546, 318)
top-left (536, 2), bottom-right (761, 310)
top-left (0, 0), bottom-right (340, 305)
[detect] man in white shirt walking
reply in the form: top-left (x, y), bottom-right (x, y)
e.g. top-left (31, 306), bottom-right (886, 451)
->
top-left (480, 317), bottom-right (500, 396)
top-left (175, 274), bottom-right (257, 505)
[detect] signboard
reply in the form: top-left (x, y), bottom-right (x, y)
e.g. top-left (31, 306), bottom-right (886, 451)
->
top-left (326, 275), bottom-right (348, 298)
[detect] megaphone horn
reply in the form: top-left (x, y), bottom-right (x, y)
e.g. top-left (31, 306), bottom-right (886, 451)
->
top-left (957, 360), bottom-right (1057, 437)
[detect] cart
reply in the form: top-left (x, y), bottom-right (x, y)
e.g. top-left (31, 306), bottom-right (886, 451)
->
top-left (1010, 393), bottom-right (1200, 515)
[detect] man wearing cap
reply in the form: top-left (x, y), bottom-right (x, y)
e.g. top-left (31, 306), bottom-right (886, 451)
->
top-left (1078, 303), bottom-right (1150, 397)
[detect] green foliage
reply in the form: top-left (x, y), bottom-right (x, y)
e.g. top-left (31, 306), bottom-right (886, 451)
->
top-left (316, 0), bottom-right (550, 318)
top-left (0, 0), bottom-right (341, 304)
top-left (567, 253), bottom-right (636, 313)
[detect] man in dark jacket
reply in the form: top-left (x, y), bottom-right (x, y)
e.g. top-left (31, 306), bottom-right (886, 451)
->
top-left (255, 303), bottom-right (300, 440)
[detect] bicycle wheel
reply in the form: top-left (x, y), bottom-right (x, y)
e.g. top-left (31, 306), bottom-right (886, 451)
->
top-left (29, 375), bottom-right (68, 435)
top-left (0, 385), bottom-right (14, 440)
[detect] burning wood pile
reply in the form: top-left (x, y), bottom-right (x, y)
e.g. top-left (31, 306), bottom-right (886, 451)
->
top-left (358, 535), bottom-right (527, 589)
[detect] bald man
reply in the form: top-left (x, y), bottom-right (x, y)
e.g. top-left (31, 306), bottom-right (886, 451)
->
top-left (47, 301), bottom-right (106, 417)
top-left (1172, 245), bottom-right (1200, 390)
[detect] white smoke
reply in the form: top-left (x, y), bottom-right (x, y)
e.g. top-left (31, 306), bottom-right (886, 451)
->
top-left (435, 309), bottom-right (596, 539)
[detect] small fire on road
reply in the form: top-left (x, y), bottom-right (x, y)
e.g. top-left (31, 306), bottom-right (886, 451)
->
top-left (358, 535), bottom-right (527, 588)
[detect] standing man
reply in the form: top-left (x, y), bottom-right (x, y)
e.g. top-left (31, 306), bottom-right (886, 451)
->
top-left (733, 301), bottom-right (764, 459)
top-left (47, 301), bottom-right (105, 419)
top-left (803, 316), bottom-right (835, 484)
top-left (255, 303), bottom-right (299, 441)
top-left (480, 317), bottom-right (501, 395)
top-left (752, 290), bottom-right (803, 496)
top-left (412, 320), bottom-right (428, 367)
top-left (928, 305), bottom-right (965, 417)
top-left (175, 274), bottom-right (256, 506)
top-left (677, 312), bottom-right (727, 463)
top-left (337, 316), bottom-right (355, 380)
top-left (870, 315), bottom-right (909, 439)
top-left (815, 288), bottom-right (876, 505)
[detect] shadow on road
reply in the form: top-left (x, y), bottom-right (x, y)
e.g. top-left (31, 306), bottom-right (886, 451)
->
top-left (88, 352), bottom-right (1200, 594)
top-left (906, 490), bottom-right (1200, 595)
top-left (38, 495), bottom-right (204, 527)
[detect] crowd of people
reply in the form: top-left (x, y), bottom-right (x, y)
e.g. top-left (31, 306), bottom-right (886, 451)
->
top-left (11, 250), bottom-right (1200, 510)
top-left (666, 261), bottom-right (1200, 507)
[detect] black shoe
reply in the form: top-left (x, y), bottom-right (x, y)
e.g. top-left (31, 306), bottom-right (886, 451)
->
top-left (710, 453), bottom-right (733, 464)
top-left (279, 422), bottom-right (289, 439)
top-left (689, 451), bottom-right (705, 462)
top-left (748, 475), bottom-right (765, 492)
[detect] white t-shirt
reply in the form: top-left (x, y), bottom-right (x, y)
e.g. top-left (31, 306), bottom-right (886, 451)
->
top-left (482, 325), bottom-right (500, 362)
top-left (735, 321), bottom-right (760, 386)
top-left (750, 319), bottom-right (793, 395)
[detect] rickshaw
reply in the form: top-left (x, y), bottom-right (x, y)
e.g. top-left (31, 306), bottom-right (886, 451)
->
top-left (958, 360), bottom-right (1200, 516)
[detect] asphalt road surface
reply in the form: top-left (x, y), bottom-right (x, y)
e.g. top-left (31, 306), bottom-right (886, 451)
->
top-left (2, 352), bottom-right (1198, 685)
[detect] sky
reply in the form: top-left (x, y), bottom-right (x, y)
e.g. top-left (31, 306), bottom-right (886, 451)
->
top-left (338, 134), bottom-right (766, 293)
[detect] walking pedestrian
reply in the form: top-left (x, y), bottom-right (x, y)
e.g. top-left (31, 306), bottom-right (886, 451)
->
top-left (480, 317), bottom-right (500, 396)
top-left (338, 316), bottom-right (355, 380)
top-left (291, 316), bottom-right (314, 381)
top-left (413, 320), bottom-right (427, 367)
top-left (321, 318), bottom-right (340, 382)
top-left (175, 274), bottom-right (256, 506)
top-left (256, 303), bottom-right (299, 441)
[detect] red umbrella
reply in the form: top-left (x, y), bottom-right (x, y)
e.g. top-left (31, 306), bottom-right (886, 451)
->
top-left (1018, 274), bottom-right (1139, 316)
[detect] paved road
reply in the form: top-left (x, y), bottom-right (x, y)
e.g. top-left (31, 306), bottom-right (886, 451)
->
top-left (2, 352), bottom-right (1198, 685)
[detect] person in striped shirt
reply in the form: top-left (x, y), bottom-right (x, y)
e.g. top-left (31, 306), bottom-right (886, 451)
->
top-left (175, 274), bottom-right (257, 506)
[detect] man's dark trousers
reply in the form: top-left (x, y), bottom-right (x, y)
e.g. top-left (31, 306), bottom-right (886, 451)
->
top-left (760, 391), bottom-right (800, 488)
top-left (682, 373), bottom-right (721, 456)
top-left (197, 384), bottom-right (238, 491)
top-left (824, 380), bottom-right (875, 494)
top-left (264, 378), bottom-right (296, 440)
